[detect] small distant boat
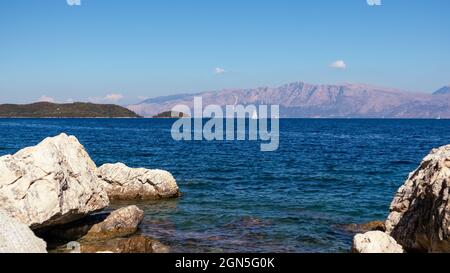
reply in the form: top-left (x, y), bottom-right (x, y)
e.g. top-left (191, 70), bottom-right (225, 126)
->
top-left (437, 115), bottom-right (441, 120)
top-left (251, 110), bottom-right (258, 120)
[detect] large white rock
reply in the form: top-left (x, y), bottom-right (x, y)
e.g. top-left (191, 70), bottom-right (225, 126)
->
top-left (352, 231), bottom-right (404, 253)
top-left (386, 145), bottom-right (450, 252)
top-left (0, 209), bottom-right (47, 253)
top-left (0, 133), bottom-right (109, 229)
top-left (98, 163), bottom-right (180, 200)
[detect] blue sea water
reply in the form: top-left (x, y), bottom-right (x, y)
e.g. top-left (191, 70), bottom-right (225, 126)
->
top-left (1, 118), bottom-right (450, 253)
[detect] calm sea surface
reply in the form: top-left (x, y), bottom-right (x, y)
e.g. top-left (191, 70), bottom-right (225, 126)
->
top-left (1, 118), bottom-right (449, 253)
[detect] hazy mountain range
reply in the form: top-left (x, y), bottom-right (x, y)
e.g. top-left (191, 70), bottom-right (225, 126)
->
top-left (128, 82), bottom-right (450, 118)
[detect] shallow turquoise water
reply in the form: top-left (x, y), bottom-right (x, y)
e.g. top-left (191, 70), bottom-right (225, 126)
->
top-left (1, 118), bottom-right (450, 252)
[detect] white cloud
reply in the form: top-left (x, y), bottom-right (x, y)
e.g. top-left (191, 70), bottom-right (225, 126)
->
top-left (329, 60), bottom-right (347, 70)
top-left (88, 93), bottom-right (125, 104)
top-left (214, 67), bottom-right (226, 75)
top-left (67, 0), bottom-right (81, 6)
top-left (104, 93), bottom-right (124, 101)
top-left (66, 98), bottom-right (75, 103)
top-left (367, 0), bottom-right (381, 6)
top-left (87, 97), bottom-right (101, 103)
top-left (37, 95), bottom-right (55, 103)
top-left (138, 96), bottom-right (149, 101)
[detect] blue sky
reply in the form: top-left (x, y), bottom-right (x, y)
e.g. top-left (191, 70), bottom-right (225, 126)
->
top-left (0, 0), bottom-right (449, 104)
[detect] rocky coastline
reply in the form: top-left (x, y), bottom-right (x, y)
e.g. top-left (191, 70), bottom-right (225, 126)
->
top-left (0, 133), bottom-right (179, 253)
top-left (1, 133), bottom-right (450, 253)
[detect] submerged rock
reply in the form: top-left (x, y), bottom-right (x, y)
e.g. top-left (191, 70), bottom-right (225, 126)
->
top-left (0, 133), bottom-right (109, 229)
top-left (56, 235), bottom-right (170, 253)
top-left (0, 209), bottom-right (47, 253)
top-left (386, 145), bottom-right (450, 252)
top-left (83, 205), bottom-right (144, 240)
top-left (98, 163), bottom-right (180, 200)
top-left (352, 231), bottom-right (404, 253)
top-left (225, 216), bottom-right (273, 230)
top-left (342, 221), bottom-right (386, 234)
top-left (41, 205), bottom-right (144, 242)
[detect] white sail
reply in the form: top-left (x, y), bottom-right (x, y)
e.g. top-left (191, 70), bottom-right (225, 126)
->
top-left (251, 110), bottom-right (258, 120)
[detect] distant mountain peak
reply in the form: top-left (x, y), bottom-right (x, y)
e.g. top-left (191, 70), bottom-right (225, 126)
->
top-left (433, 86), bottom-right (450, 95)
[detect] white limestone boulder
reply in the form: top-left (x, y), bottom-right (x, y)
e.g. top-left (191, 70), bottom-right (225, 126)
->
top-left (98, 163), bottom-right (180, 200)
top-left (0, 133), bottom-right (109, 229)
top-left (352, 231), bottom-right (404, 253)
top-left (0, 209), bottom-right (47, 253)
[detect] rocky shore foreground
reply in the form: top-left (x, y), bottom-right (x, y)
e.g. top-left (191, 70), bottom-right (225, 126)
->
top-left (1, 133), bottom-right (450, 253)
top-left (0, 133), bottom-right (179, 253)
top-left (352, 145), bottom-right (450, 253)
